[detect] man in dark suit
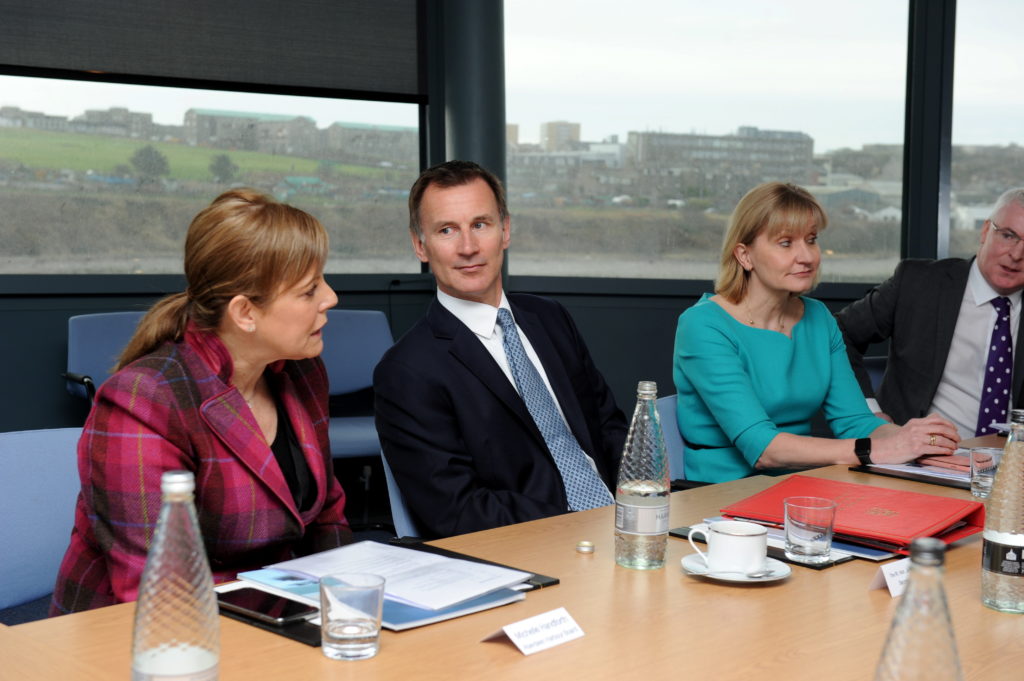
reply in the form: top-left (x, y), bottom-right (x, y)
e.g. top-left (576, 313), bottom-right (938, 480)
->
top-left (837, 188), bottom-right (1024, 438)
top-left (373, 160), bottom-right (627, 538)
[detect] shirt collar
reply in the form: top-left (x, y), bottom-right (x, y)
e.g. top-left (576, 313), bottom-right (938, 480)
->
top-left (968, 258), bottom-right (1023, 310)
top-left (436, 289), bottom-right (511, 339)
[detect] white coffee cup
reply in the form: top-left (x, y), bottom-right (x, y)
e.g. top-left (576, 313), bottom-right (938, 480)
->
top-left (688, 520), bottom-right (768, 574)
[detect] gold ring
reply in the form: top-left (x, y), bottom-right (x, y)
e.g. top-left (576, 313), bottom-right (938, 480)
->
top-left (929, 435), bottom-right (936, 446)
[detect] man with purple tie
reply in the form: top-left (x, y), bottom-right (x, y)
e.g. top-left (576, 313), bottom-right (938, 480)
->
top-left (838, 188), bottom-right (1024, 439)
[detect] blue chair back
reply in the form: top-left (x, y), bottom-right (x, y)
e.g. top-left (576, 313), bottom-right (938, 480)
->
top-left (66, 311), bottom-right (146, 401)
top-left (321, 309), bottom-right (394, 396)
top-left (657, 394), bottom-right (685, 481)
top-left (864, 355), bottom-right (886, 393)
top-left (0, 427), bottom-right (82, 610)
top-left (321, 310), bottom-right (394, 460)
top-left (380, 451), bottom-right (423, 539)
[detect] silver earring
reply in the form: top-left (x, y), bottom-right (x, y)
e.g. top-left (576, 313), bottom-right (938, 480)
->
top-left (247, 324), bottom-right (256, 333)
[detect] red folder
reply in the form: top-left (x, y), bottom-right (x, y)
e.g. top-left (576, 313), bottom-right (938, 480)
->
top-left (720, 475), bottom-right (985, 554)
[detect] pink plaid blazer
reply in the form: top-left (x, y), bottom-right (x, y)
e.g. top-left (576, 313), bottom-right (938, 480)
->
top-left (51, 326), bottom-right (351, 614)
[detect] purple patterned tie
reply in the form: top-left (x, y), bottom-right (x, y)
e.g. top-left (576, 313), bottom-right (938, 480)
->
top-left (976, 296), bottom-right (1013, 436)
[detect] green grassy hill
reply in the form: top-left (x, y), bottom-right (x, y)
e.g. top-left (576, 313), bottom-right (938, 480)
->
top-left (0, 127), bottom-right (387, 181)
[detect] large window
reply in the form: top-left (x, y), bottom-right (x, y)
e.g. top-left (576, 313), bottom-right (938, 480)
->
top-left (504, 1), bottom-right (908, 282)
top-left (0, 74), bottom-right (420, 275)
top-left (949, 0), bottom-right (1024, 258)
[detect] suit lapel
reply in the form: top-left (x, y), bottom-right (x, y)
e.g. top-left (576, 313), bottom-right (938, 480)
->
top-left (1014, 302), bottom-right (1024, 408)
top-left (930, 261), bottom-right (971, 393)
top-left (201, 390), bottom-right (299, 519)
top-left (427, 300), bottom-right (545, 446)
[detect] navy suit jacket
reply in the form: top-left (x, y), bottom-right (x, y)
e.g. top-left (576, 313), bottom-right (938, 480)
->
top-left (836, 258), bottom-right (1024, 425)
top-left (373, 293), bottom-right (627, 539)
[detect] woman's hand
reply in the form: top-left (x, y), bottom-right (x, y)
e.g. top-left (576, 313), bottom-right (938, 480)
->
top-left (870, 413), bottom-right (960, 464)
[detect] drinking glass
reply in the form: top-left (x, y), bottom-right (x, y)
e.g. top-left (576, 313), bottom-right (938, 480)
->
top-left (784, 496), bottom-right (837, 564)
top-left (969, 447), bottom-right (1001, 499)
top-left (320, 573), bottom-right (385, 661)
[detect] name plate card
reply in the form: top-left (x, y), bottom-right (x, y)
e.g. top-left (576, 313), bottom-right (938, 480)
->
top-left (483, 607), bottom-right (584, 655)
top-left (869, 557), bottom-right (911, 597)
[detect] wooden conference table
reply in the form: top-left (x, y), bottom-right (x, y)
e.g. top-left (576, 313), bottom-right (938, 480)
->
top-left (5, 464), bottom-right (1024, 681)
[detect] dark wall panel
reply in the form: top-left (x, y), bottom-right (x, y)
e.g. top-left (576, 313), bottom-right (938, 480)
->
top-left (0, 283), bottom-right (881, 434)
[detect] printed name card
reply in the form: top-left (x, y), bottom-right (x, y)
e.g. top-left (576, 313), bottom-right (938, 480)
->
top-left (869, 557), bottom-right (911, 597)
top-left (483, 607), bottom-right (584, 655)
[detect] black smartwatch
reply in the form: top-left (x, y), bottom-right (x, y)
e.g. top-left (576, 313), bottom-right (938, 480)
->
top-left (854, 438), bottom-right (872, 466)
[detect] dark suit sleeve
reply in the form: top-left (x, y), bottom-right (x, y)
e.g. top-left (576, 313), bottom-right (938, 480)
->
top-left (373, 355), bottom-right (569, 538)
top-left (835, 261), bottom-right (908, 398)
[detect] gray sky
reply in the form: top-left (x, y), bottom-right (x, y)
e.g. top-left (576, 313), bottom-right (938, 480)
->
top-left (505, 0), bottom-right (1022, 152)
top-left (1, 0), bottom-right (1019, 154)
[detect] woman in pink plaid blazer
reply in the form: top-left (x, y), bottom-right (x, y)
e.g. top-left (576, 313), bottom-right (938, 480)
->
top-left (51, 189), bottom-right (352, 614)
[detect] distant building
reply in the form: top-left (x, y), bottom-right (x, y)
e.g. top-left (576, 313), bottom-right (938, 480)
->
top-left (540, 121), bottom-right (581, 152)
top-left (0, 106), bottom-right (68, 131)
top-left (323, 122), bottom-right (417, 166)
top-left (72, 107), bottom-right (153, 138)
top-left (506, 123), bottom-right (519, 147)
top-left (184, 109), bottom-right (318, 155)
top-left (627, 126), bottom-right (815, 184)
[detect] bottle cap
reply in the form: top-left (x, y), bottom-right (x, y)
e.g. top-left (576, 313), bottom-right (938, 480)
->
top-left (160, 470), bottom-right (196, 495)
top-left (908, 537), bottom-right (945, 566)
top-left (637, 380), bottom-right (657, 396)
top-left (1011, 409), bottom-right (1024, 425)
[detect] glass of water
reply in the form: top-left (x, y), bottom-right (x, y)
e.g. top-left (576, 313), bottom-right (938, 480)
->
top-left (320, 573), bottom-right (385, 660)
top-left (969, 447), bottom-right (1002, 499)
top-left (784, 496), bottom-right (837, 564)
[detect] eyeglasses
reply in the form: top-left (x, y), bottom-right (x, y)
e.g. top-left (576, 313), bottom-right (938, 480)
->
top-left (990, 221), bottom-right (1024, 249)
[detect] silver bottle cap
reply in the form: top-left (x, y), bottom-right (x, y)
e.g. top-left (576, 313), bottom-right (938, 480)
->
top-left (908, 537), bottom-right (945, 567)
top-left (160, 470), bottom-right (196, 495)
top-left (637, 380), bottom-right (657, 396)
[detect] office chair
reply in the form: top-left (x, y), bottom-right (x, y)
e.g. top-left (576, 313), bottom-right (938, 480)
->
top-left (864, 355), bottom-right (887, 393)
top-left (321, 309), bottom-right (394, 461)
top-left (656, 394), bottom-right (685, 483)
top-left (320, 309), bottom-right (394, 528)
top-left (65, 311), bottom-right (146, 402)
top-left (380, 450), bottom-right (424, 539)
top-left (0, 427), bottom-right (82, 621)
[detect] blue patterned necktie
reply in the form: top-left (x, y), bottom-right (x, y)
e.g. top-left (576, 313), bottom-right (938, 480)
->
top-left (496, 308), bottom-right (614, 510)
top-left (976, 296), bottom-right (1013, 436)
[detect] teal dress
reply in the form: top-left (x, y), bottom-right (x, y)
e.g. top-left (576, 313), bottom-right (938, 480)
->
top-left (673, 293), bottom-right (885, 483)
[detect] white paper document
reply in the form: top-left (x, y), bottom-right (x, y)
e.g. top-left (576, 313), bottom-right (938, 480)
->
top-left (269, 541), bottom-right (531, 611)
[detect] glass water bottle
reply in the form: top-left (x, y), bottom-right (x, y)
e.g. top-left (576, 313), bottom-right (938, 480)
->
top-left (132, 471), bottom-right (220, 681)
top-left (614, 380), bottom-right (670, 569)
top-left (981, 408), bottom-right (1024, 612)
top-left (873, 537), bottom-right (964, 681)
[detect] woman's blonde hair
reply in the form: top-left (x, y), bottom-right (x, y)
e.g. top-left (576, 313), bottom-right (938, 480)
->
top-left (118, 188), bottom-right (329, 368)
top-left (715, 182), bottom-right (828, 303)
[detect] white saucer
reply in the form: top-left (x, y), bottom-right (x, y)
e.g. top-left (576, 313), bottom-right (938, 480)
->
top-left (681, 554), bottom-right (792, 583)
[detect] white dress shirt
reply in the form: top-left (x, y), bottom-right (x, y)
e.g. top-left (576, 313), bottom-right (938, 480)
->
top-left (436, 289), bottom-right (601, 471)
top-left (929, 261), bottom-right (1022, 438)
top-left (436, 289), bottom-right (570, 424)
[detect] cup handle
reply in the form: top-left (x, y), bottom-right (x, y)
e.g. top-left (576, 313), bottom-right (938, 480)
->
top-left (688, 523), bottom-right (710, 566)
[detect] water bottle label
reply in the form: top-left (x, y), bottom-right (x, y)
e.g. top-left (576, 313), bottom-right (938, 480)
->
top-left (982, 538), bottom-right (1024, 576)
top-left (615, 502), bottom-right (669, 535)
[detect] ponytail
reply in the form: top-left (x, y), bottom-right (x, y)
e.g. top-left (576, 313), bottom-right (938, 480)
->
top-left (117, 292), bottom-right (190, 369)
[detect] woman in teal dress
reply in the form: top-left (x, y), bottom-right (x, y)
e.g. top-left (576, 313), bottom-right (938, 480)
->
top-left (673, 182), bottom-right (959, 483)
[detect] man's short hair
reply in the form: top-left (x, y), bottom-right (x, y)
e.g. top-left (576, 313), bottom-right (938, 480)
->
top-left (408, 160), bottom-right (509, 239)
top-left (991, 188), bottom-right (1024, 221)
